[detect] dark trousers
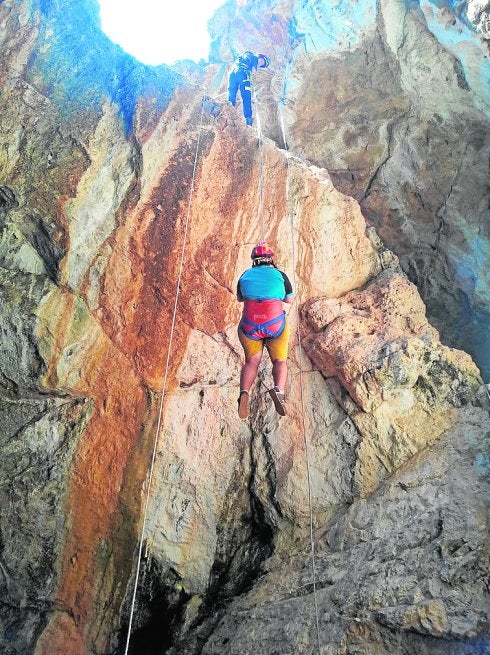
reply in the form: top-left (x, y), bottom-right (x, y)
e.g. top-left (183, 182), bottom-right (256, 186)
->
top-left (228, 69), bottom-right (252, 123)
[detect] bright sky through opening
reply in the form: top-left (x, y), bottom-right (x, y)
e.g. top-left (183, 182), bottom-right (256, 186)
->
top-left (98, 0), bottom-right (225, 65)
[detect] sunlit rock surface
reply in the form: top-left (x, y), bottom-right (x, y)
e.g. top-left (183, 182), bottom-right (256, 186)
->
top-left (208, 0), bottom-right (490, 382)
top-left (303, 262), bottom-right (481, 496)
top-left (0, 1), bottom-right (489, 655)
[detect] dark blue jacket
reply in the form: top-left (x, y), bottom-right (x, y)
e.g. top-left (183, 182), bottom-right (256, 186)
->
top-left (231, 51), bottom-right (260, 75)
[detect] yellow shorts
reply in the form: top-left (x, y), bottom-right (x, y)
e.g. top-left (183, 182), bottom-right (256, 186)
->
top-left (238, 322), bottom-right (291, 361)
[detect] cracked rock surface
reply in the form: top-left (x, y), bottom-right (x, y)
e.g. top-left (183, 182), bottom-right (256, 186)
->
top-left (198, 406), bottom-right (490, 655)
top-left (0, 1), bottom-right (488, 654)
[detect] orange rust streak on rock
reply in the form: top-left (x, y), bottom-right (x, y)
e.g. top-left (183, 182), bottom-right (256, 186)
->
top-left (100, 205), bottom-right (191, 391)
top-left (38, 305), bottom-right (150, 652)
top-left (41, 109), bottom-right (215, 650)
top-left (35, 611), bottom-right (87, 655)
top-left (40, 97), bottom-right (292, 652)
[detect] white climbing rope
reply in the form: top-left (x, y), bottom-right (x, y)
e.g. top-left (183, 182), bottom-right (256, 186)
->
top-left (253, 80), bottom-right (266, 242)
top-left (277, 66), bottom-right (323, 655)
top-left (252, 54), bottom-right (322, 652)
top-left (123, 98), bottom-right (206, 655)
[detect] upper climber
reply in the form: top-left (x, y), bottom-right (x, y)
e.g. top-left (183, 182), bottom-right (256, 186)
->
top-left (236, 241), bottom-right (293, 419)
top-left (228, 51), bottom-right (270, 126)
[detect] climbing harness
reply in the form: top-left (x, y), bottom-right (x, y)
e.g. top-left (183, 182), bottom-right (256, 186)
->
top-left (123, 98), bottom-right (206, 655)
top-left (277, 57), bottom-right (323, 655)
top-left (240, 307), bottom-right (286, 340)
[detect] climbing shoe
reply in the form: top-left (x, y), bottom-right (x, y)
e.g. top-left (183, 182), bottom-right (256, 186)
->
top-left (269, 387), bottom-right (286, 416)
top-left (237, 391), bottom-right (249, 419)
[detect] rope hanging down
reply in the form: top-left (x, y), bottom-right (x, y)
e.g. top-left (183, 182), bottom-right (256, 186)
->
top-left (253, 59), bottom-right (322, 653)
top-left (123, 69), bottom-right (321, 654)
top-left (253, 81), bottom-right (266, 242)
top-left (277, 67), bottom-right (322, 655)
top-left (123, 98), bottom-right (206, 655)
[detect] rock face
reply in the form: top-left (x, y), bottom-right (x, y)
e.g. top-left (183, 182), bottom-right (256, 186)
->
top-left (198, 405), bottom-right (490, 655)
top-left (208, 0), bottom-right (490, 382)
top-left (0, 2), bottom-right (488, 655)
top-left (302, 262), bottom-right (481, 497)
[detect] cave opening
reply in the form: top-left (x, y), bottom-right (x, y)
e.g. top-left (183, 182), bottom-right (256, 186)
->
top-left (97, 0), bottom-right (224, 65)
top-left (119, 474), bottom-right (277, 654)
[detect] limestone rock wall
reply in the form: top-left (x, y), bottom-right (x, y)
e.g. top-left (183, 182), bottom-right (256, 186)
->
top-left (197, 405), bottom-right (490, 655)
top-left (208, 0), bottom-right (490, 382)
top-left (0, 1), bottom-right (488, 655)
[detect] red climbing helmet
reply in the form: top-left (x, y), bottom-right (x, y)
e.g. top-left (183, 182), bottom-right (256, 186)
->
top-left (251, 241), bottom-right (274, 259)
top-left (257, 54), bottom-right (270, 68)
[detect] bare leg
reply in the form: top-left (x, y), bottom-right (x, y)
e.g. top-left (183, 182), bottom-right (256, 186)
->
top-left (240, 352), bottom-right (262, 392)
top-left (272, 359), bottom-right (288, 391)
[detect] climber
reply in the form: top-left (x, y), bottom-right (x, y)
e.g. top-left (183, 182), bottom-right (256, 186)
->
top-left (228, 51), bottom-right (271, 126)
top-left (236, 241), bottom-right (293, 419)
